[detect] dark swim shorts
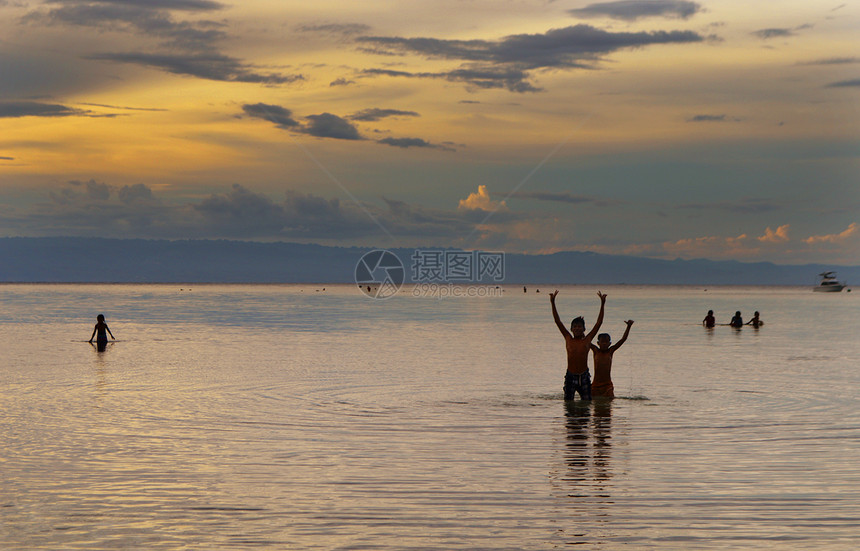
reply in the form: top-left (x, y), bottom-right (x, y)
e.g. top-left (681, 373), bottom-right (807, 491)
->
top-left (564, 370), bottom-right (592, 400)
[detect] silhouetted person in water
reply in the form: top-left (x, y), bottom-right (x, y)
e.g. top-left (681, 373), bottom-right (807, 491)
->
top-left (89, 314), bottom-right (115, 351)
top-left (703, 310), bottom-right (716, 328)
top-left (550, 290), bottom-right (607, 401)
top-left (730, 311), bottom-right (743, 328)
top-left (746, 311), bottom-right (763, 328)
top-left (590, 320), bottom-right (633, 398)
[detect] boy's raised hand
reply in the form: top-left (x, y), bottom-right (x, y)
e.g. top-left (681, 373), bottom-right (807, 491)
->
top-left (550, 290), bottom-right (559, 301)
top-left (597, 291), bottom-right (607, 302)
top-left (625, 320), bottom-right (634, 327)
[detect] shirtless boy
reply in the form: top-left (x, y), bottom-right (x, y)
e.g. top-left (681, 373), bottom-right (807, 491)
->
top-left (550, 290), bottom-right (606, 400)
top-left (590, 320), bottom-right (634, 399)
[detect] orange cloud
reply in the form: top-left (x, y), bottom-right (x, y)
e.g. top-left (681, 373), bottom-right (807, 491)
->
top-left (803, 222), bottom-right (857, 244)
top-left (758, 224), bottom-right (790, 243)
top-left (458, 185), bottom-right (508, 212)
top-left (662, 233), bottom-right (753, 259)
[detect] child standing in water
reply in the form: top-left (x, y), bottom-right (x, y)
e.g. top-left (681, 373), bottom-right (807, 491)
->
top-left (550, 290), bottom-right (606, 401)
top-left (89, 314), bottom-right (115, 347)
top-left (746, 311), bottom-right (763, 327)
top-left (590, 320), bottom-right (634, 398)
top-left (730, 311), bottom-right (744, 328)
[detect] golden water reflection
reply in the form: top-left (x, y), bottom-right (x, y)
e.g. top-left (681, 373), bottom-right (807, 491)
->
top-left (553, 399), bottom-right (616, 545)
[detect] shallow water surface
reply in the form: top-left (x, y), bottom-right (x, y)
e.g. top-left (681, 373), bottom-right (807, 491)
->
top-left (1, 284), bottom-right (858, 549)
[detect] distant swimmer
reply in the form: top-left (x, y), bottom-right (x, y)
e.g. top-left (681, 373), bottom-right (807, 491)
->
top-left (524, 286), bottom-right (527, 293)
top-left (89, 314), bottom-right (115, 351)
top-left (746, 311), bottom-right (763, 328)
top-left (590, 320), bottom-right (634, 399)
top-left (703, 310), bottom-right (716, 328)
top-left (730, 311), bottom-right (743, 328)
top-left (550, 290), bottom-right (606, 401)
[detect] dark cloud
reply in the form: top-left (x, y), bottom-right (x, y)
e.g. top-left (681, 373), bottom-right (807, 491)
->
top-left (362, 68), bottom-right (414, 78)
top-left (25, 0), bottom-right (301, 86)
top-left (86, 52), bottom-right (302, 84)
top-left (751, 28), bottom-right (795, 39)
top-left (358, 24), bottom-right (706, 92)
top-left (678, 198), bottom-right (779, 214)
top-left (50, 179), bottom-right (112, 204)
top-left (686, 114), bottom-right (730, 122)
top-left (242, 103), bottom-right (300, 128)
top-left (380, 197), bottom-right (477, 236)
top-left (751, 24), bottom-right (812, 40)
top-left (118, 182), bottom-right (157, 204)
top-left (242, 103), bottom-right (453, 150)
top-left (302, 113), bottom-right (363, 140)
top-left (500, 191), bottom-right (619, 207)
top-left (378, 137), bottom-right (432, 148)
top-left (79, 102), bottom-right (169, 111)
top-left (825, 78), bottom-right (860, 88)
top-left (187, 185), bottom-right (379, 239)
top-left (569, 1), bottom-right (702, 21)
top-left (44, 0), bottom-right (225, 11)
top-left (362, 67), bottom-right (540, 93)
top-left (349, 108), bottom-right (420, 121)
top-left (0, 156), bottom-right (14, 161)
top-left (284, 189), bottom-right (341, 219)
top-left (23, 181), bottom-right (171, 236)
top-left (296, 23), bottom-right (371, 36)
top-left (193, 184), bottom-right (288, 236)
top-left (0, 101), bottom-right (87, 118)
top-left (25, 2), bottom-right (228, 52)
top-left (359, 25), bottom-right (704, 68)
top-left (242, 104), bottom-right (361, 140)
top-left (10, 181), bottom-right (486, 240)
top-left (377, 137), bottom-right (454, 151)
top-left (798, 56), bottom-right (860, 65)
top-left (329, 78), bottom-right (355, 87)
top-left (445, 67), bottom-right (540, 92)
top-left (503, 191), bottom-right (594, 204)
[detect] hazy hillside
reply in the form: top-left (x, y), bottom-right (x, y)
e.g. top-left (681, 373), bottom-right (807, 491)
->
top-left (1, 237), bottom-right (857, 285)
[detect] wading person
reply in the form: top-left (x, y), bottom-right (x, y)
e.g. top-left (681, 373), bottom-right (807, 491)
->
top-left (89, 314), bottom-right (115, 350)
top-left (550, 290), bottom-right (606, 401)
top-left (590, 320), bottom-right (634, 399)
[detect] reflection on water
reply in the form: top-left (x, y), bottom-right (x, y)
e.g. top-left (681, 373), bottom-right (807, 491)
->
top-left (553, 400), bottom-right (616, 545)
top-left (90, 340), bottom-right (112, 352)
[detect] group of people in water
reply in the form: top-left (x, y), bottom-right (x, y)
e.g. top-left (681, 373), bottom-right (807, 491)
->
top-left (702, 309), bottom-right (763, 328)
top-left (549, 292), bottom-right (767, 402)
top-left (88, 293), bottom-right (761, 402)
top-left (550, 291), bottom-right (632, 401)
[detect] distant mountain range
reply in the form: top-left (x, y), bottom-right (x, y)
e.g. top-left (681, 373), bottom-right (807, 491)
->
top-left (1, 237), bottom-right (857, 286)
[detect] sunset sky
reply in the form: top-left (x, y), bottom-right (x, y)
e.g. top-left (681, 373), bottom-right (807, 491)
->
top-left (1, 0), bottom-right (858, 264)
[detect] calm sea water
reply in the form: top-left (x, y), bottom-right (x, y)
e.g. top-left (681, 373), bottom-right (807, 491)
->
top-left (1, 284), bottom-right (858, 550)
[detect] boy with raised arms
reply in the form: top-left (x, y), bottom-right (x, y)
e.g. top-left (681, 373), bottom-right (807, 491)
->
top-left (550, 290), bottom-right (606, 401)
top-left (590, 320), bottom-right (634, 398)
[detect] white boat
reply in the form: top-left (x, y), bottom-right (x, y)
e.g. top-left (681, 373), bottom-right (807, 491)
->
top-left (813, 271), bottom-right (846, 292)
